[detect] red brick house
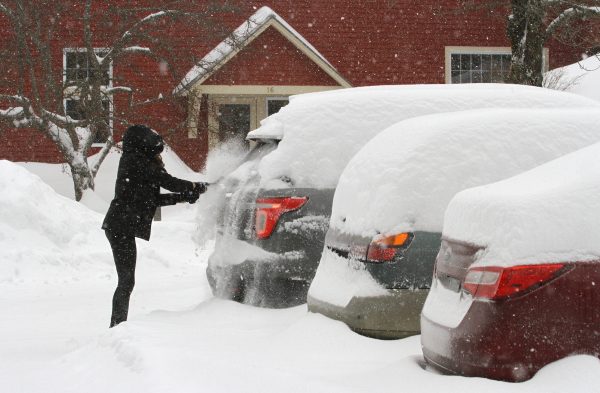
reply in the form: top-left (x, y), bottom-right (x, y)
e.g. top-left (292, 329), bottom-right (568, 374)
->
top-left (0, 1), bottom-right (590, 171)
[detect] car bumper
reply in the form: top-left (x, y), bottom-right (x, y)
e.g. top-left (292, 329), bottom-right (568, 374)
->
top-left (420, 302), bottom-right (543, 382)
top-left (420, 268), bottom-right (600, 383)
top-left (207, 238), bottom-right (316, 307)
top-left (307, 289), bottom-right (428, 339)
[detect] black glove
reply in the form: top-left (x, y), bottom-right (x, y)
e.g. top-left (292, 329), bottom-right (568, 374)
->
top-left (181, 182), bottom-right (208, 204)
top-left (181, 189), bottom-right (199, 204)
top-left (194, 182), bottom-right (208, 194)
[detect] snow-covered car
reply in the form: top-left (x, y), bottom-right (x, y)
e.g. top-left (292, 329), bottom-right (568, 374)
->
top-left (207, 84), bottom-right (600, 308)
top-left (307, 106), bottom-right (600, 338)
top-left (421, 141), bottom-right (600, 382)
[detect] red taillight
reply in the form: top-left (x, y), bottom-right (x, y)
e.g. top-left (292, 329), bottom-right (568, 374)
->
top-left (254, 197), bottom-right (308, 239)
top-left (366, 233), bottom-right (413, 263)
top-left (463, 263), bottom-right (567, 300)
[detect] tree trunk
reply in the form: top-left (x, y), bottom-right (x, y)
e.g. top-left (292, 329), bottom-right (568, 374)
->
top-left (69, 161), bottom-right (95, 201)
top-left (507, 0), bottom-right (546, 86)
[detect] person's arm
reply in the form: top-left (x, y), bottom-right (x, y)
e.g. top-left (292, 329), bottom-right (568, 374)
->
top-left (149, 163), bottom-right (195, 193)
top-left (158, 193), bottom-right (187, 206)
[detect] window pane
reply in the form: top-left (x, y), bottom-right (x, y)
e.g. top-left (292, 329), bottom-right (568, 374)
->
top-left (451, 54), bottom-right (460, 71)
top-left (502, 55), bottom-right (512, 71)
top-left (267, 99), bottom-right (289, 116)
top-left (65, 98), bottom-right (111, 144)
top-left (491, 55), bottom-right (502, 72)
top-left (460, 70), bottom-right (471, 84)
top-left (65, 99), bottom-right (85, 120)
top-left (482, 69), bottom-right (491, 83)
top-left (471, 54), bottom-right (481, 71)
top-left (451, 70), bottom-right (461, 83)
top-left (218, 104), bottom-right (251, 148)
top-left (66, 52), bottom-right (77, 69)
top-left (481, 55), bottom-right (491, 71)
top-left (472, 70), bottom-right (482, 83)
top-left (460, 54), bottom-right (471, 71)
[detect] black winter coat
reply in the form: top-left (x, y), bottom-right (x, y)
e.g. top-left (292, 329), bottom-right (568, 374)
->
top-left (102, 126), bottom-right (195, 240)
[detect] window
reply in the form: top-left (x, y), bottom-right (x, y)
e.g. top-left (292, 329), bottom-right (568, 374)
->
top-left (445, 47), bottom-right (549, 84)
top-left (206, 95), bottom-right (289, 150)
top-left (64, 49), bottom-right (110, 86)
top-left (450, 53), bottom-right (512, 83)
top-left (63, 48), bottom-right (112, 144)
top-left (217, 104), bottom-right (252, 147)
top-left (267, 97), bottom-right (289, 116)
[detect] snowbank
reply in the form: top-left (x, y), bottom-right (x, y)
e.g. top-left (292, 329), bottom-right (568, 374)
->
top-left (329, 108), bottom-right (600, 238)
top-left (19, 143), bottom-right (201, 218)
top-left (444, 141), bottom-right (600, 267)
top-left (0, 160), bottom-right (203, 285)
top-left (249, 84), bottom-right (599, 189)
top-left (0, 160), bottom-right (107, 283)
top-left (545, 55), bottom-right (600, 101)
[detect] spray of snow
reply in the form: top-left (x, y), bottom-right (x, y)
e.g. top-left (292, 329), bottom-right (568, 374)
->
top-left (193, 141), bottom-right (252, 247)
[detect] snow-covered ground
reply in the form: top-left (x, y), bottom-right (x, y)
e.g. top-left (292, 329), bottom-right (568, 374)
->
top-left (2, 157), bottom-right (600, 392)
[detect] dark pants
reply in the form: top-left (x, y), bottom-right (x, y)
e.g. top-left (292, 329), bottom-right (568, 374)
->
top-left (105, 230), bottom-right (137, 328)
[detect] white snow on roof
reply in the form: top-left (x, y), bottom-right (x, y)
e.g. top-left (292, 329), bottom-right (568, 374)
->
top-left (444, 140), bottom-right (600, 267)
top-left (173, 6), bottom-right (335, 95)
top-left (250, 84), bottom-right (600, 190)
top-left (330, 107), bottom-right (600, 239)
top-left (545, 55), bottom-right (600, 101)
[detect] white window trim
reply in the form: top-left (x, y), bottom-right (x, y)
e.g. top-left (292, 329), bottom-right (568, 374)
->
top-left (63, 47), bottom-right (113, 146)
top-left (444, 46), bottom-right (550, 84)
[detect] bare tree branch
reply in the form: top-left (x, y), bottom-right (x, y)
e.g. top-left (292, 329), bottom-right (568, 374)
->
top-left (91, 136), bottom-right (115, 177)
top-left (546, 5), bottom-right (600, 37)
top-left (103, 9), bottom-right (184, 65)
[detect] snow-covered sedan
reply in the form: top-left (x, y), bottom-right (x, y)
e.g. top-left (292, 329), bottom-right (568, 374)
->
top-left (421, 141), bottom-right (600, 382)
top-left (307, 106), bottom-right (600, 338)
top-left (207, 84), bottom-right (600, 308)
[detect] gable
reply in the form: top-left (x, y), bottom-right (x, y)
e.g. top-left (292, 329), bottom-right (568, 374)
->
top-left (203, 26), bottom-right (340, 86)
top-left (173, 6), bottom-right (350, 95)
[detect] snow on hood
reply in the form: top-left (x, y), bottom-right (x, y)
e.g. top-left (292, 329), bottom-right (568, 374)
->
top-left (330, 108), bottom-right (600, 238)
top-left (545, 55), bottom-right (600, 101)
top-left (251, 84), bottom-right (599, 189)
top-left (443, 141), bottom-right (600, 267)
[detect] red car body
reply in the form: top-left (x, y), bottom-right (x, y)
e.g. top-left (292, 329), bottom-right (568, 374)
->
top-left (420, 238), bottom-right (600, 382)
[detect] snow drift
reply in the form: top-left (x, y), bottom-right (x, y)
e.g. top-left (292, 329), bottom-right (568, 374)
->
top-left (0, 160), bottom-right (107, 283)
